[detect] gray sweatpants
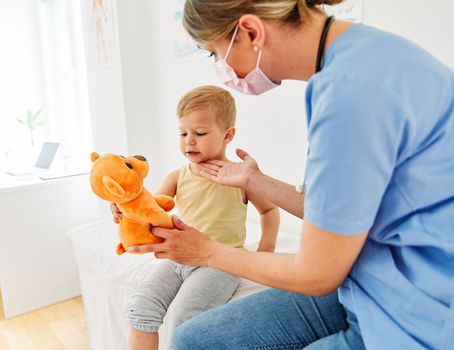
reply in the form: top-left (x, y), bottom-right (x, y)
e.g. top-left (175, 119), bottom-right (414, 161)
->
top-left (127, 259), bottom-right (240, 348)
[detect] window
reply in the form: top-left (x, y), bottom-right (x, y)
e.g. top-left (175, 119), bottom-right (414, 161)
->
top-left (0, 0), bottom-right (91, 172)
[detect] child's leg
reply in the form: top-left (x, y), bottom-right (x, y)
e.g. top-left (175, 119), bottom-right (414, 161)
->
top-left (163, 266), bottom-right (240, 349)
top-left (127, 260), bottom-right (183, 350)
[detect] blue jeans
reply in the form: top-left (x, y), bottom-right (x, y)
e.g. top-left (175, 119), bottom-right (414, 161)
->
top-left (173, 288), bottom-right (365, 349)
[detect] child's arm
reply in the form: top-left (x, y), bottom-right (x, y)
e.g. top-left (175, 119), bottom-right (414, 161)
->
top-left (246, 191), bottom-right (280, 252)
top-left (154, 169), bottom-right (180, 211)
top-left (155, 169), bottom-right (180, 197)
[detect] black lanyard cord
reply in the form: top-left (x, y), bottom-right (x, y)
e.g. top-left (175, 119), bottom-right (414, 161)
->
top-left (315, 15), bottom-right (335, 73)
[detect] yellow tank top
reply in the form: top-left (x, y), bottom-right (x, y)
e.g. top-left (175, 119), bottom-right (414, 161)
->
top-left (175, 164), bottom-right (247, 248)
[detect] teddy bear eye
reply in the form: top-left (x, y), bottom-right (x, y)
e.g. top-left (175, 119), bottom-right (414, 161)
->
top-left (133, 155), bottom-right (146, 161)
top-left (125, 162), bottom-right (133, 169)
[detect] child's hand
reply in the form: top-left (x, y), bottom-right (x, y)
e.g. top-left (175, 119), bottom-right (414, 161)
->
top-left (194, 148), bottom-right (259, 189)
top-left (111, 203), bottom-right (123, 223)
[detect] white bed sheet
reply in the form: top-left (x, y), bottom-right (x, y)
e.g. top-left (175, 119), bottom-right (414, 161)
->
top-left (67, 220), bottom-right (299, 350)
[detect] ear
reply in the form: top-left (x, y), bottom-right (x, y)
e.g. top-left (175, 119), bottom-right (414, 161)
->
top-left (238, 14), bottom-right (266, 49)
top-left (224, 127), bottom-right (236, 144)
top-left (90, 152), bottom-right (100, 162)
top-left (101, 176), bottom-right (126, 197)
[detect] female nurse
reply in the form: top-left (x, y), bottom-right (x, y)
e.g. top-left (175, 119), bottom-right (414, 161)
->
top-left (126, 0), bottom-right (454, 348)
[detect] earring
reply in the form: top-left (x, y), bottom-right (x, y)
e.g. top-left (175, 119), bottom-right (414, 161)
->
top-left (253, 46), bottom-right (259, 52)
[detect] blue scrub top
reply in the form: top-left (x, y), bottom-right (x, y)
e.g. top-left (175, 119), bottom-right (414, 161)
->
top-left (304, 24), bottom-right (454, 349)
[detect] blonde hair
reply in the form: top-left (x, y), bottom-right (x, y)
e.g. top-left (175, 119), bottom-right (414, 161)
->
top-left (177, 85), bottom-right (236, 129)
top-left (184, 0), bottom-right (344, 45)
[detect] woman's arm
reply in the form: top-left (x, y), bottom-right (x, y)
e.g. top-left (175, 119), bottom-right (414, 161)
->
top-left (208, 220), bottom-right (367, 295)
top-left (247, 172), bottom-right (304, 219)
top-left (246, 190), bottom-right (280, 252)
top-left (133, 216), bottom-right (367, 296)
top-left (194, 149), bottom-right (304, 219)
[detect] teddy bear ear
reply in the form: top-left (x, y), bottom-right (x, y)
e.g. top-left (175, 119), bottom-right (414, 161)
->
top-left (102, 176), bottom-right (126, 197)
top-left (90, 152), bottom-right (100, 162)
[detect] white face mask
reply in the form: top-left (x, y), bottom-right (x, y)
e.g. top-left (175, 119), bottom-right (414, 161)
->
top-left (213, 26), bottom-right (280, 95)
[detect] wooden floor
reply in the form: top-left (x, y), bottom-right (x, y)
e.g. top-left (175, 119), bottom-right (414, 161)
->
top-left (0, 293), bottom-right (89, 350)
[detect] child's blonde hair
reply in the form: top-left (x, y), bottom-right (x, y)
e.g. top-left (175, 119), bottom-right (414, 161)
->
top-left (177, 85), bottom-right (236, 129)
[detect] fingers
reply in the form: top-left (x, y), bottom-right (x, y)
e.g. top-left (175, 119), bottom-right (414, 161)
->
top-left (110, 203), bottom-right (123, 224)
top-left (194, 162), bottom-right (221, 171)
top-left (204, 159), bottom-right (226, 167)
top-left (194, 163), bottom-right (223, 182)
top-left (128, 240), bottom-right (170, 253)
top-left (154, 252), bottom-right (170, 259)
top-left (198, 170), bottom-right (220, 182)
top-left (151, 226), bottom-right (174, 239)
top-left (193, 164), bottom-right (218, 177)
top-left (203, 163), bottom-right (222, 171)
top-left (171, 215), bottom-right (191, 230)
top-left (236, 148), bottom-right (250, 160)
top-left (127, 217), bottom-right (191, 254)
top-left (127, 243), bottom-right (157, 253)
top-left (110, 202), bottom-right (118, 212)
top-left (201, 168), bottom-right (218, 177)
top-left (194, 162), bottom-right (221, 173)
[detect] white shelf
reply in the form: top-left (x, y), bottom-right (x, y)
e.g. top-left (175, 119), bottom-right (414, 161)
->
top-left (0, 171), bottom-right (88, 193)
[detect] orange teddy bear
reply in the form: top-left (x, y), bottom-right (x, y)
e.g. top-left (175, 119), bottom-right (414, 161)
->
top-left (89, 152), bottom-right (174, 254)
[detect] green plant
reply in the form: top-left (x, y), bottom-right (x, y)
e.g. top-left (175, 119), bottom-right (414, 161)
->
top-left (17, 108), bottom-right (46, 147)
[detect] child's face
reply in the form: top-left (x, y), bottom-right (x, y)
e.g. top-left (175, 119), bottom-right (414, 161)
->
top-left (179, 108), bottom-right (233, 163)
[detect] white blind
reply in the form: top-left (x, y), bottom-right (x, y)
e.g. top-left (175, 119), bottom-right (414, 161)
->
top-left (0, 0), bottom-right (91, 170)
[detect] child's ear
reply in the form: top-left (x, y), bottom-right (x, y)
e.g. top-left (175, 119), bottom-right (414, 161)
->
top-left (224, 127), bottom-right (236, 144)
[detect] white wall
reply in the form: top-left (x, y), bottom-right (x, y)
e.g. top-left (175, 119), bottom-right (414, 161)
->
top-left (115, 0), bottom-right (156, 158)
top-left (77, 0), bottom-right (128, 156)
top-left (112, 0), bottom-right (454, 233)
top-left (363, 0), bottom-right (454, 67)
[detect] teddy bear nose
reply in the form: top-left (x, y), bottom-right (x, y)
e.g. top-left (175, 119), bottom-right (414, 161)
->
top-left (125, 162), bottom-right (133, 169)
top-left (133, 155), bottom-right (146, 161)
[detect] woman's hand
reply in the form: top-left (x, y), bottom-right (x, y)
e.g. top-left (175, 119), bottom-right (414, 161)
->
top-left (128, 215), bottom-right (219, 266)
top-left (111, 203), bottom-right (122, 223)
top-left (193, 148), bottom-right (259, 189)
